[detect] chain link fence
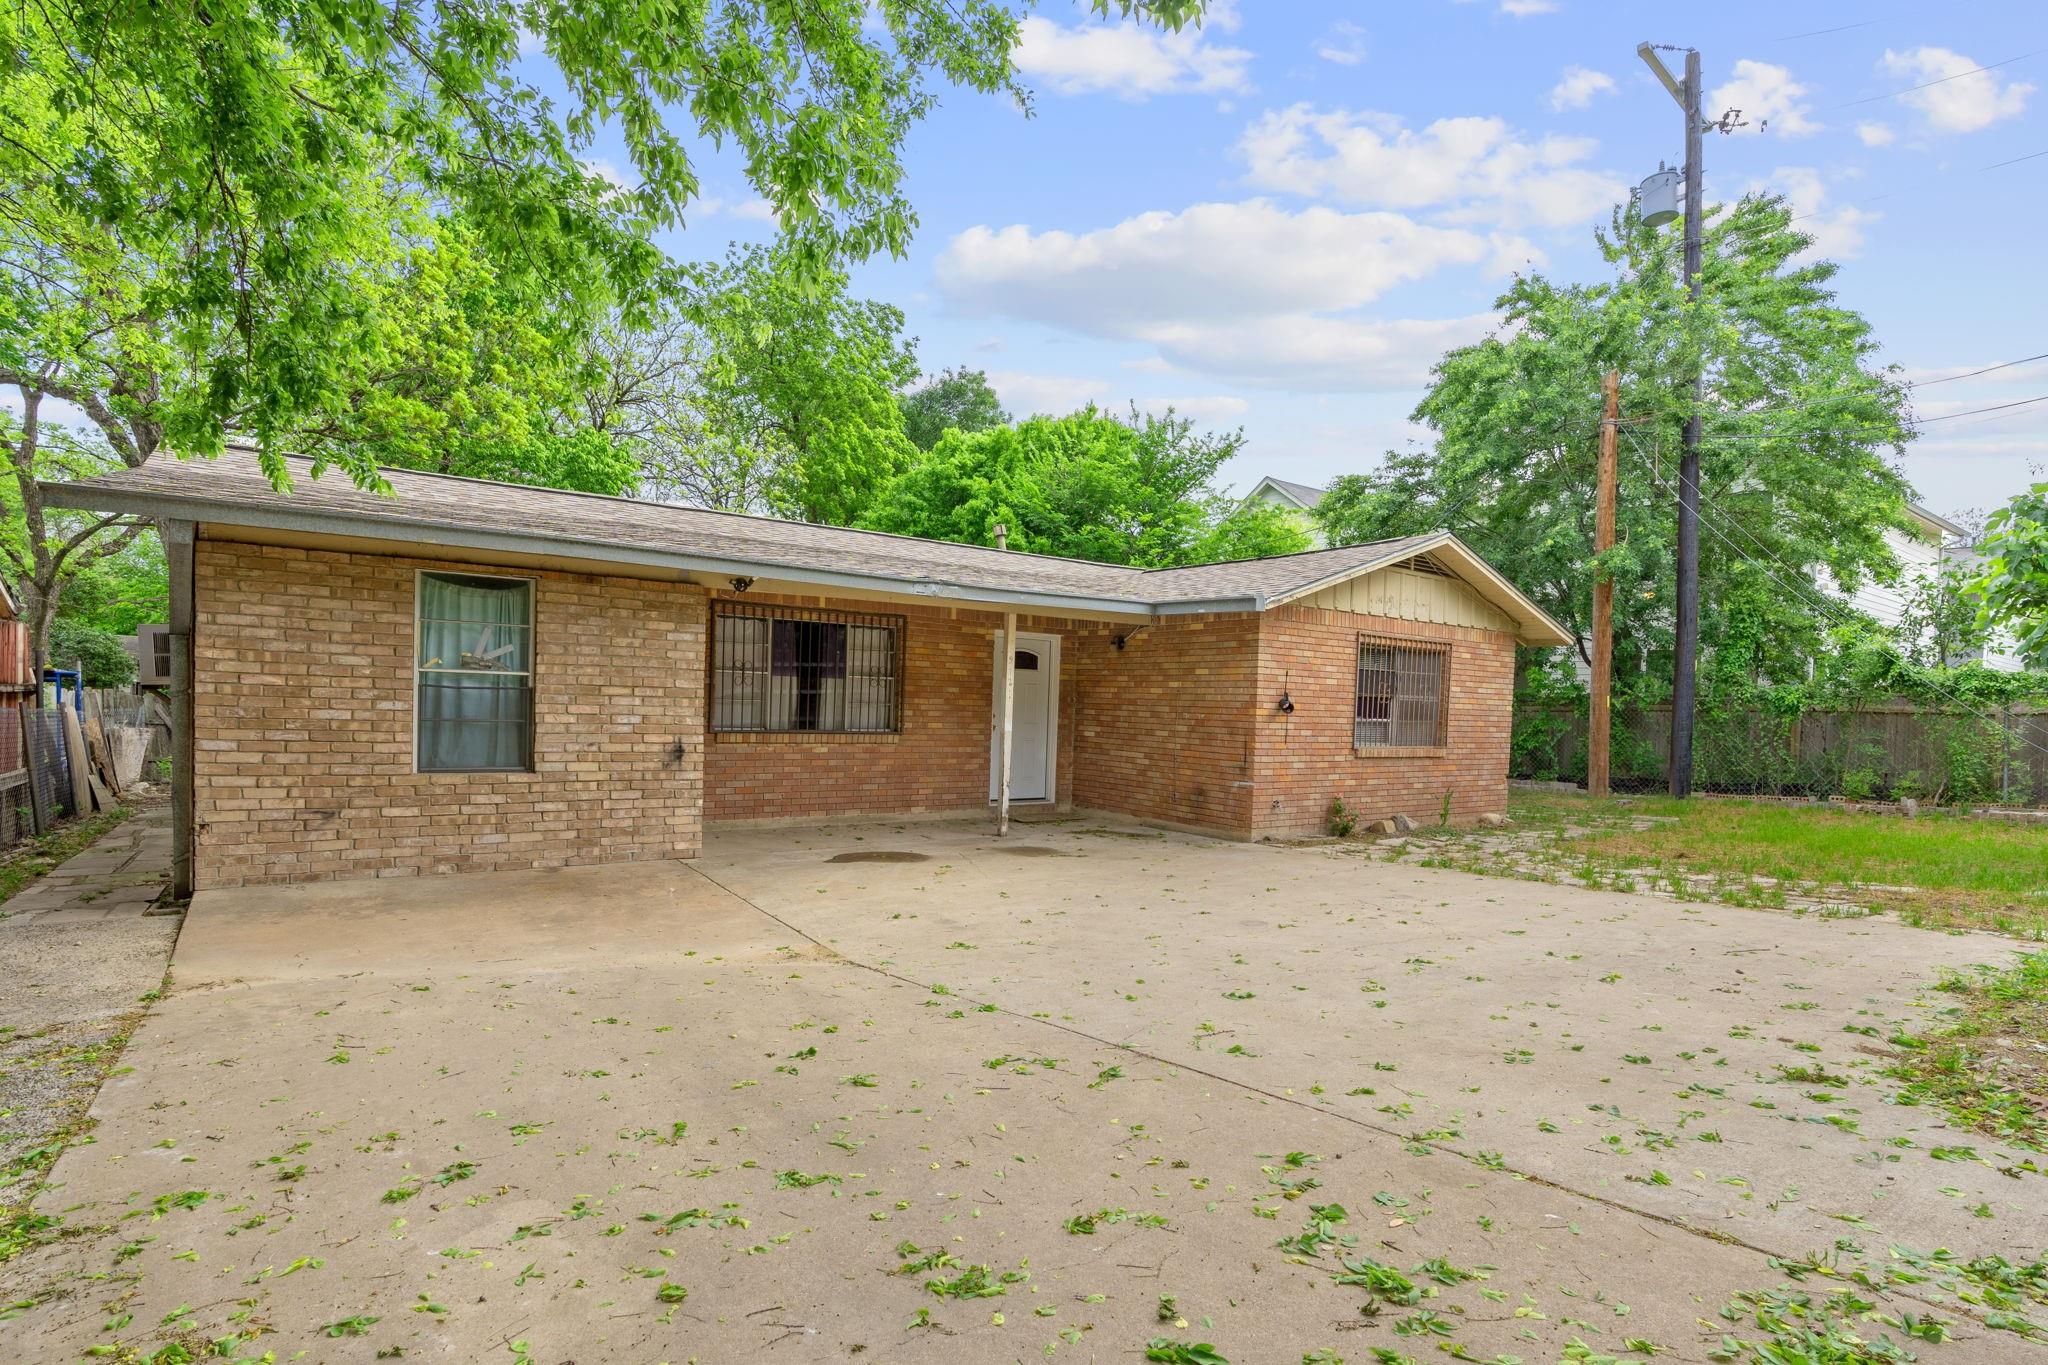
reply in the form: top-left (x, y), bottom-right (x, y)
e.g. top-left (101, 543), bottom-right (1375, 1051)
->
top-left (1513, 699), bottom-right (2048, 806)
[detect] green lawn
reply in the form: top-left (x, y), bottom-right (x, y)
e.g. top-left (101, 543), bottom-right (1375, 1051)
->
top-left (1503, 793), bottom-right (2048, 936)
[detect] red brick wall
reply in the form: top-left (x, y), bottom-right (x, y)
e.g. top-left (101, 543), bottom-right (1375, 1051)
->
top-left (193, 541), bottom-right (706, 888)
top-left (1248, 605), bottom-right (1514, 839)
top-left (703, 592), bottom-right (1075, 823)
top-left (1068, 613), bottom-right (1263, 834)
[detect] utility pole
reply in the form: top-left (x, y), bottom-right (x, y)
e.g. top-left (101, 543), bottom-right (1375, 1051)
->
top-left (1637, 42), bottom-right (1708, 797)
top-left (1589, 371), bottom-right (1619, 799)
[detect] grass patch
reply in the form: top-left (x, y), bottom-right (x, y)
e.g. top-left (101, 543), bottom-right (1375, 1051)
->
top-left (1889, 951), bottom-right (2047, 1151)
top-left (1502, 793), bottom-right (2048, 936)
top-left (0, 804), bottom-right (136, 912)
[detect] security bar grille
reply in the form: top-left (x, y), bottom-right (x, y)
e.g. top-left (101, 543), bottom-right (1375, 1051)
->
top-left (1355, 635), bottom-right (1449, 748)
top-left (712, 602), bottom-right (904, 734)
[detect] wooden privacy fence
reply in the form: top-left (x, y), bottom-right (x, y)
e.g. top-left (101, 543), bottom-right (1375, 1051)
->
top-left (1513, 700), bottom-right (2048, 806)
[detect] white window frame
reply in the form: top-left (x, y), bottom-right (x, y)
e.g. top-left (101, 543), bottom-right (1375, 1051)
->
top-left (413, 569), bottom-right (537, 774)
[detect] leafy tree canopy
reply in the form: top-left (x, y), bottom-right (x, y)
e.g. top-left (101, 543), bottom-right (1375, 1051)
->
top-left (47, 619), bottom-right (137, 689)
top-left (1, 0), bottom-right (1207, 487)
top-left (1314, 195), bottom-right (1914, 693)
top-left (1973, 481), bottom-right (2048, 666)
top-left (863, 405), bottom-right (1311, 567)
top-left (628, 243), bottom-right (921, 523)
top-left (902, 367), bottom-right (1010, 450)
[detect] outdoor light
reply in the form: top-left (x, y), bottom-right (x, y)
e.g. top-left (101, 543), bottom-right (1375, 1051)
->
top-left (1278, 690), bottom-right (1295, 715)
top-left (1637, 164), bottom-right (1680, 227)
top-left (729, 576), bottom-right (755, 593)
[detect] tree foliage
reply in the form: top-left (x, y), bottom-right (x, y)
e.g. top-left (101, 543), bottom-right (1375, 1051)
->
top-left (629, 245), bottom-right (920, 523)
top-left (902, 368), bottom-right (1010, 450)
top-left (1973, 482), bottom-right (2048, 666)
top-left (1314, 195), bottom-right (1915, 691)
top-left (863, 406), bottom-right (1310, 567)
top-left (0, 0), bottom-right (1206, 487)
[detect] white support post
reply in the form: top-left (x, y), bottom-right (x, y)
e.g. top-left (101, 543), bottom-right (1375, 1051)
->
top-left (994, 523), bottom-right (1016, 837)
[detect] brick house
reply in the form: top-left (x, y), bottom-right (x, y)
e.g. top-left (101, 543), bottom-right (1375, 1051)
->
top-left (52, 449), bottom-right (1568, 893)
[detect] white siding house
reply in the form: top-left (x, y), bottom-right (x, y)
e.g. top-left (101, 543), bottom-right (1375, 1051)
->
top-left (1833, 505), bottom-right (2024, 673)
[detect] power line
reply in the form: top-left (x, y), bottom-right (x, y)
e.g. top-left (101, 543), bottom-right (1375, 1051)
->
top-left (1831, 49), bottom-right (2042, 109)
top-left (1980, 148), bottom-right (2048, 171)
top-left (1773, 19), bottom-right (1879, 42)
top-left (1908, 352), bottom-right (2048, 388)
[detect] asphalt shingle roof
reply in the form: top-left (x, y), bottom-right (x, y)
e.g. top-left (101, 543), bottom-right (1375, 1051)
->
top-left (50, 448), bottom-right (1459, 614)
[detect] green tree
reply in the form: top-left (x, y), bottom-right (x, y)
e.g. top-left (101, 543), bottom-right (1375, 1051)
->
top-left (1973, 482), bottom-right (2048, 665)
top-left (47, 620), bottom-right (137, 689)
top-left (633, 245), bottom-right (920, 524)
top-left (1, 0), bottom-right (1208, 486)
top-left (902, 368), bottom-right (1011, 450)
top-left (864, 406), bottom-right (1310, 566)
top-left (1315, 195), bottom-right (1914, 691)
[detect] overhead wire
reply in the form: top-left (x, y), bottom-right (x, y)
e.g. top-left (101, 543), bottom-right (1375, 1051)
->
top-left (1831, 48), bottom-right (2043, 109)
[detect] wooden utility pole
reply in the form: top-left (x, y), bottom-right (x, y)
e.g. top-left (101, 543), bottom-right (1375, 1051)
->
top-left (994, 523), bottom-right (1017, 837)
top-left (1588, 371), bottom-right (1619, 799)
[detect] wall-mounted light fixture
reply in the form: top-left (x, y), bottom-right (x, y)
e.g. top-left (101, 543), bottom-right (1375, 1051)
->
top-left (1277, 690), bottom-right (1295, 715)
top-left (729, 576), bottom-right (756, 593)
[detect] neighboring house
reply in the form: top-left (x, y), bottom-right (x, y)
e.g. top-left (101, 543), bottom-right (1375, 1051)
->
top-left (52, 448), bottom-right (1568, 891)
top-left (119, 624), bottom-right (174, 692)
top-left (1835, 503), bottom-right (2024, 673)
top-left (1242, 475), bottom-right (1329, 547)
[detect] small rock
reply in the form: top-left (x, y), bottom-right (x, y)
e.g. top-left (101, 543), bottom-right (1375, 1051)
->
top-left (1477, 812), bottom-right (1508, 828)
top-left (1365, 818), bottom-right (1397, 835)
top-left (1391, 813), bottom-right (1418, 833)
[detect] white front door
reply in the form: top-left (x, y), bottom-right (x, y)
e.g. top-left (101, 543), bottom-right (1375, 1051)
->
top-left (990, 632), bottom-right (1059, 802)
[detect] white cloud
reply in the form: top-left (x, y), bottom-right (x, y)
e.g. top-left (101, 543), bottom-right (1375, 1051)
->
top-left (939, 200), bottom-right (1525, 329)
top-left (1856, 121), bottom-right (1896, 147)
top-left (1746, 166), bottom-right (1876, 262)
top-left (1499, 0), bottom-right (1557, 15)
top-left (1548, 65), bottom-right (1615, 112)
top-left (985, 371), bottom-right (1113, 417)
top-left (1013, 9), bottom-right (1252, 100)
top-left (1236, 105), bottom-right (1624, 229)
top-left (1707, 59), bottom-right (1820, 136)
top-left (1313, 21), bottom-right (1367, 66)
top-left (938, 200), bottom-right (1520, 391)
top-left (1139, 314), bottom-right (1499, 390)
top-left (981, 378), bottom-right (1253, 425)
top-left (1879, 47), bottom-right (2033, 133)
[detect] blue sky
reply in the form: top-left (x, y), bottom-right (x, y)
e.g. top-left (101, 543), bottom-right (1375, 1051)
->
top-left (658, 1), bottom-right (2048, 523)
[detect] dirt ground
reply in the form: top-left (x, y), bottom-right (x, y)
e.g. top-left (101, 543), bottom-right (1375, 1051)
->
top-left (3, 816), bottom-right (2042, 1364)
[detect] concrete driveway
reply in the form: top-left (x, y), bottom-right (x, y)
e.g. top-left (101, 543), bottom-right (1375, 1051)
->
top-left (5, 818), bottom-right (2041, 1364)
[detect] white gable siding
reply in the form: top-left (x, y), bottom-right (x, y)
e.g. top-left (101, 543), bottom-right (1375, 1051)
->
top-left (1300, 566), bottom-right (1512, 632)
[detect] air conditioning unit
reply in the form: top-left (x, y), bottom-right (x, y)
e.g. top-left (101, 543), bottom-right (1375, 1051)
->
top-left (134, 623), bottom-right (172, 687)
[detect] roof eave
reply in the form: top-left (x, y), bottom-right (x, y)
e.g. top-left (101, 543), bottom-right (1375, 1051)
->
top-left (42, 482), bottom-right (1157, 622)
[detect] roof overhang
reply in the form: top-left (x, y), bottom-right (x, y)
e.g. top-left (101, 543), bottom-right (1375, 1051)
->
top-left (41, 483), bottom-right (1155, 624)
top-left (1260, 531), bottom-right (1574, 647)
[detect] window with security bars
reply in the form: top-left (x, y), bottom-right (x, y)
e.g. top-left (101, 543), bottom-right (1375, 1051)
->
top-left (711, 603), bottom-right (903, 734)
top-left (416, 572), bottom-right (534, 772)
top-left (1355, 636), bottom-right (1449, 748)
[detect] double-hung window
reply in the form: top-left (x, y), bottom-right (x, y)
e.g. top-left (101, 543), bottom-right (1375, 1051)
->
top-left (711, 603), bottom-right (902, 734)
top-left (1355, 636), bottom-right (1449, 749)
top-left (416, 572), bottom-right (535, 772)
